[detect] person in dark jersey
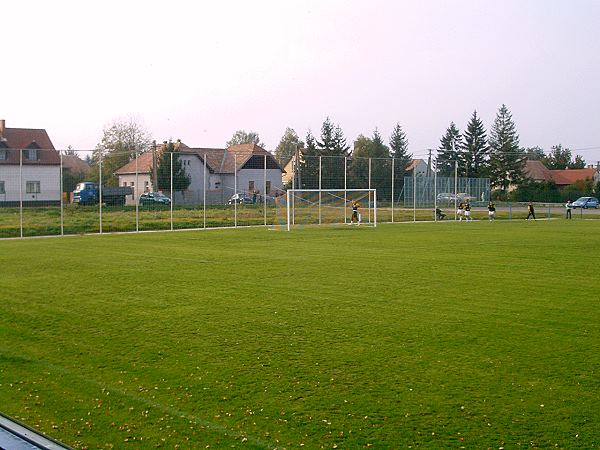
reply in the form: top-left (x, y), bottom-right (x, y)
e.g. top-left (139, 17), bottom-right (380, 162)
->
top-left (351, 200), bottom-right (361, 224)
top-left (526, 202), bottom-right (536, 220)
top-left (488, 201), bottom-right (496, 221)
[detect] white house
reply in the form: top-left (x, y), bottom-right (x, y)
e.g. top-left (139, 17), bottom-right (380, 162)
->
top-left (0, 119), bottom-right (61, 206)
top-left (115, 142), bottom-right (284, 205)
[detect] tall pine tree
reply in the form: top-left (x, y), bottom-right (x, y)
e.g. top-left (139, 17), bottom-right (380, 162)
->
top-left (389, 123), bottom-right (412, 201)
top-left (437, 122), bottom-right (462, 176)
top-left (488, 104), bottom-right (524, 191)
top-left (460, 111), bottom-right (489, 178)
top-left (316, 117), bottom-right (349, 189)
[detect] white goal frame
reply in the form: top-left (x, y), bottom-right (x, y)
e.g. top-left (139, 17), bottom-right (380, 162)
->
top-left (285, 189), bottom-right (377, 231)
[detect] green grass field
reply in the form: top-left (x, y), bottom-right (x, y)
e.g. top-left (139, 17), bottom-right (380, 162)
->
top-left (1, 220), bottom-right (599, 448)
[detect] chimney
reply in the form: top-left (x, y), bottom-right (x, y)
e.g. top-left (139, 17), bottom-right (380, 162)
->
top-left (0, 119), bottom-right (5, 138)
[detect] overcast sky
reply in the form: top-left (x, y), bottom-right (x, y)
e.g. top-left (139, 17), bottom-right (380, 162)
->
top-left (4, 0), bottom-right (600, 161)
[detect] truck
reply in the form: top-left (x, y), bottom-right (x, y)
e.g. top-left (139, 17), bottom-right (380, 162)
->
top-left (72, 182), bottom-right (133, 206)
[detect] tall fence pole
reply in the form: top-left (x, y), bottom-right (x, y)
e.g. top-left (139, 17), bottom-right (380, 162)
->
top-left (19, 149), bottom-right (23, 238)
top-left (413, 168), bottom-right (416, 222)
top-left (135, 151), bottom-right (139, 232)
top-left (434, 162), bottom-right (437, 222)
top-left (368, 158), bottom-right (372, 223)
top-left (99, 153), bottom-right (103, 234)
top-left (344, 156), bottom-right (347, 224)
top-left (234, 154), bottom-right (237, 228)
top-left (454, 161), bottom-right (458, 221)
top-left (60, 152), bottom-right (64, 235)
top-left (264, 154), bottom-right (267, 226)
top-left (170, 151), bottom-right (173, 231)
top-left (318, 156), bottom-right (322, 225)
top-left (203, 154), bottom-right (207, 229)
top-left (391, 158), bottom-right (395, 223)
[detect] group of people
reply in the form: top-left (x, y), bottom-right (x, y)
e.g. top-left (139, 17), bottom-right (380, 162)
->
top-left (436, 201), bottom-right (497, 221)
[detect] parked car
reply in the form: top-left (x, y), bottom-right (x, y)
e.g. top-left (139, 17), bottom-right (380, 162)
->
top-left (456, 192), bottom-right (476, 202)
top-left (571, 196), bottom-right (599, 209)
top-left (139, 192), bottom-right (171, 205)
top-left (228, 193), bottom-right (253, 205)
top-left (436, 193), bottom-right (460, 202)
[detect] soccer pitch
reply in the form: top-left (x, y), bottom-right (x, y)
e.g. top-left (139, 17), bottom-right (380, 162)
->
top-left (1, 220), bottom-right (599, 448)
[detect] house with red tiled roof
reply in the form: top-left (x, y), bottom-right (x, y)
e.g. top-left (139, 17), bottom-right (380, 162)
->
top-left (523, 159), bottom-right (600, 188)
top-left (0, 119), bottom-right (61, 205)
top-left (115, 141), bottom-right (284, 205)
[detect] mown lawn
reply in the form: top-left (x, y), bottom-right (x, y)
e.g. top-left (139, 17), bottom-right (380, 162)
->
top-left (0, 220), bottom-right (599, 448)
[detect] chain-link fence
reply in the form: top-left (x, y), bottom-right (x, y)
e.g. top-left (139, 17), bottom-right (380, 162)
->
top-left (1, 150), bottom-right (598, 238)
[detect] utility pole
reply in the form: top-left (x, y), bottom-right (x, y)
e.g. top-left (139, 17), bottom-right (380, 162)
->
top-left (427, 149), bottom-right (432, 177)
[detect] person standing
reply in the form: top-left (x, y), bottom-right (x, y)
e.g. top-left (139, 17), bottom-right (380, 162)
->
top-left (351, 200), bottom-right (361, 224)
top-left (457, 201), bottom-right (465, 221)
top-left (565, 200), bottom-right (573, 219)
top-left (526, 202), bottom-right (536, 220)
top-left (488, 201), bottom-right (496, 221)
top-left (464, 201), bottom-right (472, 221)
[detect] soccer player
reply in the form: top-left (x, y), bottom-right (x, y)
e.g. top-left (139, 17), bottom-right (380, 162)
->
top-left (464, 201), bottom-right (472, 221)
top-left (351, 200), bottom-right (361, 224)
top-left (526, 201), bottom-right (536, 220)
top-left (488, 201), bottom-right (496, 221)
top-left (457, 201), bottom-right (465, 221)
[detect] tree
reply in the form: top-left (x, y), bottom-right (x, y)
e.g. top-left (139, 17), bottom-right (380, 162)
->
top-left (316, 117), bottom-right (349, 188)
top-left (389, 123), bottom-right (412, 201)
top-left (274, 127), bottom-right (303, 165)
top-left (349, 129), bottom-right (391, 198)
top-left (543, 145), bottom-right (572, 169)
top-left (437, 122), bottom-right (461, 176)
top-left (296, 131), bottom-right (319, 189)
top-left (62, 145), bottom-right (76, 156)
top-left (524, 146), bottom-right (545, 161)
top-left (154, 141), bottom-right (191, 195)
top-left (226, 130), bottom-right (264, 148)
top-left (459, 111), bottom-right (489, 178)
top-left (569, 154), bottom-right (586, 169)
top-left (488, 104), bottom-right (525, 191)
top-left (91, 118), bottom-right (152, 186)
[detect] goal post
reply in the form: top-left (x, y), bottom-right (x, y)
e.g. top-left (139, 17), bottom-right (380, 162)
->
top-left (279, 189), bottom-right (377, 231)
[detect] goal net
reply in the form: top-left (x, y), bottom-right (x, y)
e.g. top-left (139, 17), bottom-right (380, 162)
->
top-left (274, 189), bottom-right (377, 231)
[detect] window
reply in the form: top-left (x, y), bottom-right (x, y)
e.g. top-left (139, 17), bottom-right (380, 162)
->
top-left (24, 149), bottom-right (38, 160)
top-left (130, 181), bottom-right (135, 187)
top-left (248, 180), bottom-right (255, 192)
top-left (26, 181), bottom-right (41, 194)
top-left (266, 181), bottom-right (271, 194)
top-left (123, 181), bottom-right (127, 187)
top-left (0, 181), bottom-right (5, 194)
top-left (0, 149), bottom-right (6, 161)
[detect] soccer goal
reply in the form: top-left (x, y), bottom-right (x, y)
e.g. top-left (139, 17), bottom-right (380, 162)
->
top-left (275, 189), bottom-right (377, 231)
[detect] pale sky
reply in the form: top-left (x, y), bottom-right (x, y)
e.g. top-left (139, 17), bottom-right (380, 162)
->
top-left (3, 0), bottom-right (600, 162)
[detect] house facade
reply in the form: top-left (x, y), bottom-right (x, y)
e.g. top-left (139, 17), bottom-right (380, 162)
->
top-left (523, 160), bottom-right (600, 187)
top-left (0, 119), bottom-right (61, 205)
top-left (115, 142), bottom-right (284, 205)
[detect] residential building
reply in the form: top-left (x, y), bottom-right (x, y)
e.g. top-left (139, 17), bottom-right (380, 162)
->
top-left (523, 159), bottom-right (600, 187)
top-left (115, 142), bottom-right (284, 205)
top-left (0, 119), bottom-right (61, 205)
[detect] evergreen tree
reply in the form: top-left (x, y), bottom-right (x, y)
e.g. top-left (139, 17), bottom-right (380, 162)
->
top-left (349, 129), bottom-right (391, 197)
top-left (569, 154), bottom-right (586, 169)
top-left (274, 127), bottom-right (303, 165)
top-left (524, 146), bottom-right (545, 161)
top-left (488, 104), bottom-right (525, 191)
top-left (316, 117), bottom-right (348, 188)
top-left (296, 131), bottom-right (319, 189)
top-left (459, 111), bottom-right (489, 178)
top-left (154, 141), bottom-right (191, 194)
top-left (437, 122), bottom-right (462, 176)
top-left (389, 123), bottom-right (412, 200)
top-left (543, 144), bottom-right (572, 169)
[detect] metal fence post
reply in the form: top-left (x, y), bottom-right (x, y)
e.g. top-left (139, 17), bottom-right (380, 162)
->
top-left (368, 158), bottom-right (372, 223)
top-left (234, 154), bottom-right (237, 228)
top-left (60, 152), bottom-right (64, 236)
top-left (318, 156), bottom-right (322, 225)
top-left (19, 149), bottom-right (23, 238)
top-left (264, 154), bottom-right (267, 226)
top-left (344, 156), bottom-right (347, 224)
top-left (99, 153), bottom-right (103, 234)
top-left (509, 203), bottom-right (512, 220)
top-left (391, 158), bottom-right (394, 223)
top-left (170, 151), bottom-right (173, 231)
top-left (454, 161), bottom-right (458, 221)
top-left (135, 151), bottom-right (139, 232)
top-left (434, 163), bottom-right (437, 222)
top-left (413, 168), bottom-right (416, 222)
top-left (203, 153), bottom-right (207, 229)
